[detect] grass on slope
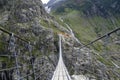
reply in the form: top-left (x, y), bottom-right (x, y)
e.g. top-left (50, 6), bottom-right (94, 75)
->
top-left (63, 11), bottom-right (97, 44)
top-left (53, 10), bottom-right (120, 52)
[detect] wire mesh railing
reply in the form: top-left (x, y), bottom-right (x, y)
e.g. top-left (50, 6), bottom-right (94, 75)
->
top-left (0, 26), bottom-right (46, 80)
top-left (78, 27), bottom-right (120, 79)
top-left (0, 25), bottom-right (120, 80)
top-left (80, 27), bottom-right (120, 49)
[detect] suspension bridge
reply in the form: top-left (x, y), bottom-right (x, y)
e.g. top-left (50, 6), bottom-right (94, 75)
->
top-left (0, 26), bottom-right (120, 80)
top-left (52, 34), bottom-right (72, 80)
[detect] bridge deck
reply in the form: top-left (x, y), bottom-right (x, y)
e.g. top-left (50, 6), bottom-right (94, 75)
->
top-left (52, 34), bottom-right (72, 80)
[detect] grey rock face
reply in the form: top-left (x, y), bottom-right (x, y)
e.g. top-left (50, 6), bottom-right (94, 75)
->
top-left (60, 36), bottom-right (90, 74)
top-left (34, 56), bottom-right (55, 80)
top-left (60, 35), bottom-right (119, 80)
top-left (9, 0), bottom-right (48, 23)
top-left (0, 1), bottom-right (57, 80)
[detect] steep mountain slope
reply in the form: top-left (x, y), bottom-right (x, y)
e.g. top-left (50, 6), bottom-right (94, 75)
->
top-left (0, 0), bottom-right (119, 80)
top-left (0, 0), bottom-right (92, 80)
top-left (49, 0), bottom-right (120, 79)
top-left (0, 0), bottom-right (70, 80)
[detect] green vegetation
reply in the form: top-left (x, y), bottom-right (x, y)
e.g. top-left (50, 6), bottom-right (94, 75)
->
top-left (52, 8), bottom-right (120, 79)
top-left (39, 18), bottom-right (66, 34)
top-left (0, 41), bottom-right (5, 52)
top-left (52, 10), bottom-right (120, 52)
top-left (53, 0), bottom-right (120, 17)
top-left (96, 55), bottom-right (113, 66)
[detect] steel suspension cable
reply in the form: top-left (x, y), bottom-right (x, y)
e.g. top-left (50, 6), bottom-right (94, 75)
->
top-left (80, 27), bottom-right (120, 49)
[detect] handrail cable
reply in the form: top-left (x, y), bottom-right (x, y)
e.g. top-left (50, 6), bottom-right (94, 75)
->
top-left (79, 28), bottom-right (120, 78)
top-left (0, 66), bottom-right (20, 72)
top-left (0, 26), bottom-right (57, 79)
top-left (0, 55), bottom-right (31, 58)
top-left (0, 60), bottom-right (43, 72)
top-left (0, 26), bottom-right (38, 49)
top-left (21, 61), bottom-right (45, 79)
top-left (80, 27), bottom-right (120, 49)
top-left (0, 26), bottom-right (28, 43)
top-left (19, 68), bottom-right (41, 79)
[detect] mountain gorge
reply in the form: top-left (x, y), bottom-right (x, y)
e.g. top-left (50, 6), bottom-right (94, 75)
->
top-left (48, 0), bottom-right (120, 79)
top-left (0, 0), bottom-right (120, 80)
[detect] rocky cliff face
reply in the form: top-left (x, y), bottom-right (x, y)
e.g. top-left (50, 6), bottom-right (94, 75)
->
top-left (9, 0), bottom-right (49, 23)
top-left (0, 0), bottom-right (78, 80)
top-left (0, 0), bottom-right (56, 80)
top-left (60, 32), bottom-right (120, 80)
top-left (0, 0), bottom-right (119, 80)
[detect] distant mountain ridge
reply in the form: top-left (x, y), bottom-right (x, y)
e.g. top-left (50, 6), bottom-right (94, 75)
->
top-left (48, 0), bottom-right (120, 17)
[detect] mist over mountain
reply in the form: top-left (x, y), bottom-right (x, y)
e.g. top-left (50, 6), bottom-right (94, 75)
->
top-left (46, 0), bottom-right (66, 10)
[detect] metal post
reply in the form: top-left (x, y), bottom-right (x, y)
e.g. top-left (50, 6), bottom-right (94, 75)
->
top-left (1, 72), bottom-right (7, 80)
top-left (8, 33), bottom-right (21, 80)
top-left (14, 50), bottom-right (21, 80)
top-left (104, 34), bottom-right (110, 46)
top-left (103, 34), bottom-right (110, 56)
top-left (28, 42), bottom-right (36, 80)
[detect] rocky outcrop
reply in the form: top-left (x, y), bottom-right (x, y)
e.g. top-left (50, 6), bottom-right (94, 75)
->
top-left (59, 33), bottom-right (120, 80)
top-left (9, 0), bottom-right (48, 23)
top-left (0, 0), bottom-right (57, 80)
